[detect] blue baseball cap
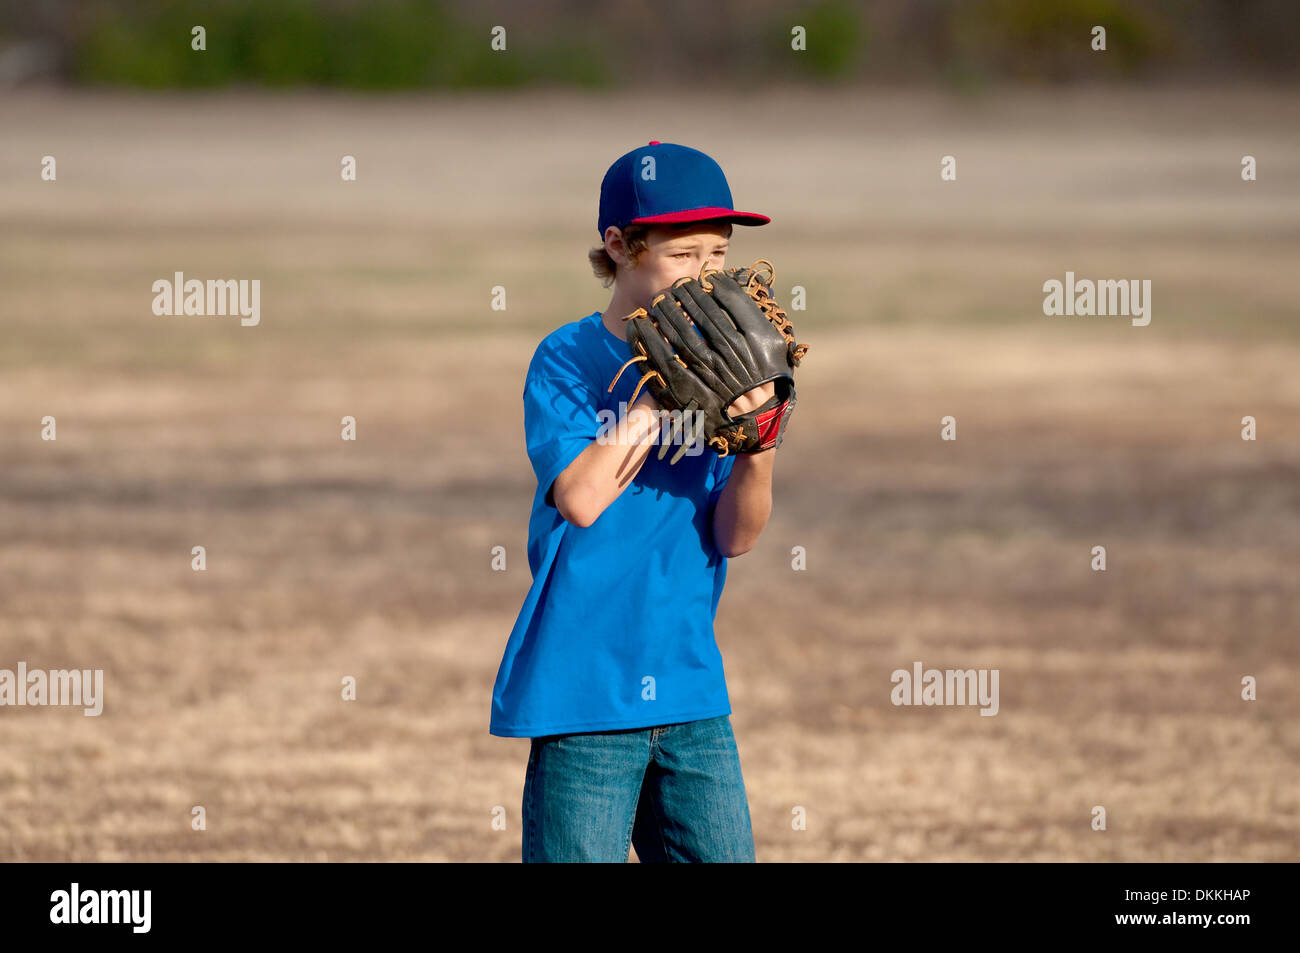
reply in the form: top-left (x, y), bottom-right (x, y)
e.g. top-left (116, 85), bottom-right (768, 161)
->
top-left (597, 141), bottom-right (770, 238)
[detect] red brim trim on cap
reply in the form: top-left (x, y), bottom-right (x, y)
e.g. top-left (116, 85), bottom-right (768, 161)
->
top-left (628, 207), bottom-right (771, 227)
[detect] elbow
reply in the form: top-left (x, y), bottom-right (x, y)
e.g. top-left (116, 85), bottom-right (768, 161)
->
top-left (553, 479), bottom-right (600, 528)
top-left (561, 503), bottom-right (598, 529)
top-left (718, 537), bottom-right (754, 558)
top-left (714, 510), bottom-right (766, 558)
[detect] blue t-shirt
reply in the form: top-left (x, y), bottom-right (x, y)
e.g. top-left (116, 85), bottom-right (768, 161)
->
top-left (489, 311), bottom-right (737, 738)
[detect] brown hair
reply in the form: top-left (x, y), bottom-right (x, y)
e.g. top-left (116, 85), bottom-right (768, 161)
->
top-left (588, 223), bottom-right (653, 287)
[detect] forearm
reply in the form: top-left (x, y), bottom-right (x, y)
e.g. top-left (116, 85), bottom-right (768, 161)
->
top-left (551, 391), bottom-right (662, 527)
top-left (711, 449), bottom-right (774, 557)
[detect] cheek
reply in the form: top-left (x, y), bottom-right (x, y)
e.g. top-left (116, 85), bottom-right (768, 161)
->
top-left (647, 260), bottom-right (682, 287)
top-left (672, 257), bottom-right (705, 279)
top-left (632, 266), bottom-right (670, 304)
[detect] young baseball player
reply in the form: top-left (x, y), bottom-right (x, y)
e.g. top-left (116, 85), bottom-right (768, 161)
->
top-left (489, 142), bottom-right (779, 862)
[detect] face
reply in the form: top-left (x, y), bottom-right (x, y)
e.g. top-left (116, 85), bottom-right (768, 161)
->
top-left (607, 222), bottom-right (731, 309)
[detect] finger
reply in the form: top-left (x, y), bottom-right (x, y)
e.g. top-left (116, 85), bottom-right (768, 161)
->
top-left (669, 407), bottom-right (705, 465)
top-left (648, 294), bottom-right (732, 397)
top-left (707, 276), bottom-right (798, 379)
top-left (659, 286), bottom-right (748, 398)
top-left (631, 308), bottom-right (726, 408)
top-left (674, 277), bottom-right (754, 379)
top-left (707, 274), bottom-right (781, 351)
top-left (658, 409), bottom-right (684, 461)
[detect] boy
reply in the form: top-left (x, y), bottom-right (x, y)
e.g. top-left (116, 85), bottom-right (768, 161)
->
top-left (489, 142), bottom-right (781, 862)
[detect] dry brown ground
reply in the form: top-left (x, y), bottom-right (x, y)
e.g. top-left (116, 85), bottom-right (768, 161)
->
top-left (1, 86), bottom-right (1298, 861)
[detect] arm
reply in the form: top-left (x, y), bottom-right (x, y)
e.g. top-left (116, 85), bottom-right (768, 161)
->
top-left (711, 449), bottom-right (774, 557)
top-left (551, 390), bottom-right (662, 528)
top-left (711, 381), bottom-right (777, 557)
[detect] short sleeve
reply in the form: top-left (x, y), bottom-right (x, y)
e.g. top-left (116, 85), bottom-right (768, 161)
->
top-left (707, 452), bottom-right (736, 507)
top-left (524, 373), bottom-right (601, 508)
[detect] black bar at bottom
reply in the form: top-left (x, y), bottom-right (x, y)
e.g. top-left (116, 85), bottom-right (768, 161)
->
top-left (0, 860), bottom-right (1280, 940)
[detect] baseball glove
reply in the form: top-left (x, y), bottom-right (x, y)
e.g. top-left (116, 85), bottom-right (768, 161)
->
top-left (606, 259), bottom-right (809, 465)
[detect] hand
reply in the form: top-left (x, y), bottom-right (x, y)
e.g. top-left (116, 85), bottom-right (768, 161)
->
top-left (726, 380), bottom-right (776, 417)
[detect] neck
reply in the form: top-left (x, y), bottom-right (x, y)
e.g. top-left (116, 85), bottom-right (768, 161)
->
top-left (601, 287), bottom-right (641, 341)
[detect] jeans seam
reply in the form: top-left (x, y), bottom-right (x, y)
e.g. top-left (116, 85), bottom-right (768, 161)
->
top-left (648, 781), bottom-right (672, 862)
top-left (626, 731), bottom-right (658, 861)
top-left (523, 742), bottom-right (537, 862)
top-left (623, 805), bottom-right (637, 861)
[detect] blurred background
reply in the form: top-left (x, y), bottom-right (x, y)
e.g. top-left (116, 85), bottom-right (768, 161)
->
top-left (1, 0), bottom-right (1297, 861)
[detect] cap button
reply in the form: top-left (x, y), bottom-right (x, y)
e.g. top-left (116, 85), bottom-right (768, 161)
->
top-left (648, 140), bottom-right (660, 145)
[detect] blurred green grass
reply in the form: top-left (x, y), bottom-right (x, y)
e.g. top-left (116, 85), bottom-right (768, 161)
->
top-left (59, 0), bottom-right (1296, 90)
top-left (75, 0), bottom-right (610, 89)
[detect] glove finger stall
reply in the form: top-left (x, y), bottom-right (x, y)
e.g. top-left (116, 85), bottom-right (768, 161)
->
top-left (672, 279), bottom-right (757, 390)
top-left (648, 294), bottom-right (735, 398)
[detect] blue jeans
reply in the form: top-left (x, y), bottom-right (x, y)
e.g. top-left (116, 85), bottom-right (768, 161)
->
top-left (522, 714), bottom-right (755, 862)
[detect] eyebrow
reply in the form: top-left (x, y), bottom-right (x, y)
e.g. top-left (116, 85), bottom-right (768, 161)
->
top-left (669, 238), bottom-right (730, 250)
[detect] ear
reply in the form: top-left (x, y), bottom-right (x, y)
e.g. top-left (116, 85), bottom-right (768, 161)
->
top-left (604, 226), bottom-right (629, 266)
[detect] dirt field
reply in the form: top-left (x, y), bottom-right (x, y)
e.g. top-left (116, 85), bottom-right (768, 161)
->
top-left (1, 86), bottom-right (1298, 861)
